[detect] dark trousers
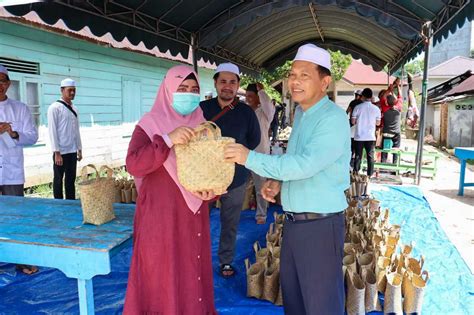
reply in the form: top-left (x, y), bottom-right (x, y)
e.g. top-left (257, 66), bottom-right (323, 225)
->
top-left (271, 123), bottom-right (279, 140)
top-left (53, 152), bottom-right (77, 200)
top-left (381, 133), bottom-right (401, 164)
top-left (218, 183), bottom-right (246, 265)
top-left (0, 184), bottom-right (24, 196)
top-left (281, 212), bottom-right (345, 315)
top-left (354, 140), bottom-right (375, 176)
top-left (350, 138), bottom-right (356, 168)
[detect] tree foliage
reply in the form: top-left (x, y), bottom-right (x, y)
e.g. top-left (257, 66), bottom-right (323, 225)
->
top-left (404, 59), bottom-right (424, 76)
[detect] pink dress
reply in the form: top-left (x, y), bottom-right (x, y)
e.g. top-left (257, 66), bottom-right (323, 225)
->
top-left (123, 126), bottom-right (217, 315)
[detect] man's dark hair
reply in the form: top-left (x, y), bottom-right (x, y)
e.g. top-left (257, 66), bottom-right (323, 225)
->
top-left (213, 72), bottom-right (240, 82)
top-left (378, 89), bottom-right (386, 99)
top-left (246, 83), bottom-right (258, 94)
top-left (387, 95), bottom-right (397, 107)
top-left (316, 65), bottom-right (331, 78)
top-left (362, 88), bottom-right (373, 99)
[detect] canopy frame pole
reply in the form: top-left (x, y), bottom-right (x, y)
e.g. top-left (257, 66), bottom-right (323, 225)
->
top-left (415, 21), bottom-right (432, 185)
top-left (191, 33), bottom-right (198, 74)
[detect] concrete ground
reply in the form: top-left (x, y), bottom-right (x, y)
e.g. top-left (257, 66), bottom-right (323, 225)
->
top-left (372, 136), bottom-right (474, 274)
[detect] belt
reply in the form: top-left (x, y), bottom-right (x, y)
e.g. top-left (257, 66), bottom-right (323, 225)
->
top-left (284, 211), bottom-right (344, 222)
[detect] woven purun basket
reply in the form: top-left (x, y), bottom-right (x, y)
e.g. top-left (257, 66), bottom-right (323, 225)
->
top-left (254, 241), bottom-right (270, 265)
top-left (261, 260), bottom-right (280, 303)
top-left (245, 258), bottom-right (265, 299)
top-left (403, 270), bottom-right (429, 314)
top-left (346, 272), bottom-right (366, 315)
top-left (275, 284), bottom-right (283, 306)
top-left (363, 269), bottom-right (382, 312)
top-left (384, 272), bottom-right (403, 314)
top-left (79, 165), bottom-right (116, 225)
top-left (175, 121), bottom-right (235, 194)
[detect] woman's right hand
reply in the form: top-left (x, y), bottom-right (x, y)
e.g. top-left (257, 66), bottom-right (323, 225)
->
top-left (168, 126), bottom-right (195, 145)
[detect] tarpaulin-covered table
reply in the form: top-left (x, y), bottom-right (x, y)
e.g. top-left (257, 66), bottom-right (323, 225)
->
top-left (0, 196), bottom-right (134, 315)
top-left (454, 147), bottom-right (474, 196)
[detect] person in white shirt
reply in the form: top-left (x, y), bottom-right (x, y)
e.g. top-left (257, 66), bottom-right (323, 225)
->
top-left (351, 88), bottom-right (381, 177)
top-left (245, 82), bottom-right (275, 224)
top-left (47, 78), bottom-right (82, 200)
top-left (0, 64), bottom-right (39, 274)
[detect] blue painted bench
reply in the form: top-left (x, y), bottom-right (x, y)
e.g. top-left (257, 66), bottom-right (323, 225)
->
top-left (0, 196), bottom-right (135, 314)
top-left (454, 147), bottom-right (474, 196)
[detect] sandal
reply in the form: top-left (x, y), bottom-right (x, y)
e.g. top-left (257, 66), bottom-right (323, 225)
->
top-left (16, 264), bottom-right (39, 275)
top-left (220, 264), bottom-right (235, 278)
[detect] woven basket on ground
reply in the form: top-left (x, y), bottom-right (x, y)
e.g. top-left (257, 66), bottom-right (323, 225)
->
top-left (79, 164), bottom-right (116, 225)
top-left (403, 270), bottom-right (429, 314)
top-left (245, 258), bottom-right (265, 299)
top-left (175, 121), bottom-right (235, 194)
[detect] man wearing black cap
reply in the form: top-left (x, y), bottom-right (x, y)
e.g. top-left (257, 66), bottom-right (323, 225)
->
top-left (351, 88), bottom-right (381, 177)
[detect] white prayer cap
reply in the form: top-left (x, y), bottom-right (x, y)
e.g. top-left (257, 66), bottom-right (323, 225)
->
top-left (205, 91), bottom-right (213, 97)
top-left (355, 89), bottom-right (363, 95)
top-left (293, 44), bottom-right (331, 70)
top-left (215, 63), bottom-right (240, 77)
top-left (60, 78), bottom-right (76, 87)
top-left (0, 65), bottom-right (8, 76)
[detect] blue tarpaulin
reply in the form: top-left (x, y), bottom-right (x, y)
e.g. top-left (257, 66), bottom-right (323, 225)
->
top-left (0, 185), bottom-right (473, 314)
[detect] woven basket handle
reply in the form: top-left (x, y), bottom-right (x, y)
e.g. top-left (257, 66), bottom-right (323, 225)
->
top-left (99, 165), bottom-right (114, 178)
top-left (421, 270), bottom-right (429, 283)
top-left (194, 121), bottom-right (222, 140)
top-left (81, 164), bottom-right (99, 181)
top-left (253, 241), bottom-right (261, 254)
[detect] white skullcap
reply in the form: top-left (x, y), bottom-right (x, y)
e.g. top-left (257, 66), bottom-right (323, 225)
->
top-left (215, 63), bottom-right (240, 77)
top-left (0, 65), bottom-right (8, 76)
top-left (204, 91), bottom-right (213, 97)
top-left (355, 89), bottom-right (363, 95)
top-left (61, 78), bottom-right (76, 87)
top-left (293, 44), bottom-right (331, 70)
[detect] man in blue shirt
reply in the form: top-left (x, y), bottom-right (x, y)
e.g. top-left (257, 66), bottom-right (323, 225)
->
top-left (225, 44), bottom-right (350, 314)
top-left (200, 63), bottom-right (261, 278)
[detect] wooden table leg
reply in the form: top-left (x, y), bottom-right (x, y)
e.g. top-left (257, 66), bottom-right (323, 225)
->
top-left (78, 278), bottom-right (95, 315)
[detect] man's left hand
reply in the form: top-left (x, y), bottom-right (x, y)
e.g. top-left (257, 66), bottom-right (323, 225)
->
top-left (224, 143), bottom-right (250, 165)
top-left (77, 150), bottom-right (83, 161)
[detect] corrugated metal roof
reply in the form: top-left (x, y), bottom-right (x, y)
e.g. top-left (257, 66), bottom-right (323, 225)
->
top-left (343, 60), bottom-right (395, 85)
top-left (446, 74), bottom-right (474, 96)
top-left (3, 0), bottom-right (474, 73)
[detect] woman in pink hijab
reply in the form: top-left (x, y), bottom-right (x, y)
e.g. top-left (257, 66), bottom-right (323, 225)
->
top-left (123, 65), bottom-right (217, 315)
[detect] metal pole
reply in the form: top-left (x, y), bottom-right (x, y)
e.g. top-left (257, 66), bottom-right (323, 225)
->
top-left (191, 33), bottom-right (198, 74)
top-left (400, 62), bottom-right (405, 107)
top-left (415, 22), bottom-right (432, 185)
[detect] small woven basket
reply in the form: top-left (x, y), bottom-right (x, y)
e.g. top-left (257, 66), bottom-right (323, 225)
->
top-left (175, 121), bottom-right (235, 194)
top-left (78, 164), bottom-right (116, 225)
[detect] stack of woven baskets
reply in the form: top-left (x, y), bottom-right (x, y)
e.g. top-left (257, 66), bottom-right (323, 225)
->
top-left (344, 180), bottom-right (429, 314)
top-left (114, 178), bottom-right (137, 204)
top-left (245, 212), bottom-right (285, 305)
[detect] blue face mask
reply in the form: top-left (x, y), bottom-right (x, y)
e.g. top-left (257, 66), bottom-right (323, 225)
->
top-left (172, 92), bottom-right (201, 115)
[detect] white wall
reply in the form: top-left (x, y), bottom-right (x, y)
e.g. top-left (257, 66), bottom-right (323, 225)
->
top-left (447, 98), bottom-right (474, 148)
top-left (24, 123), bottom-right (135, 187)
